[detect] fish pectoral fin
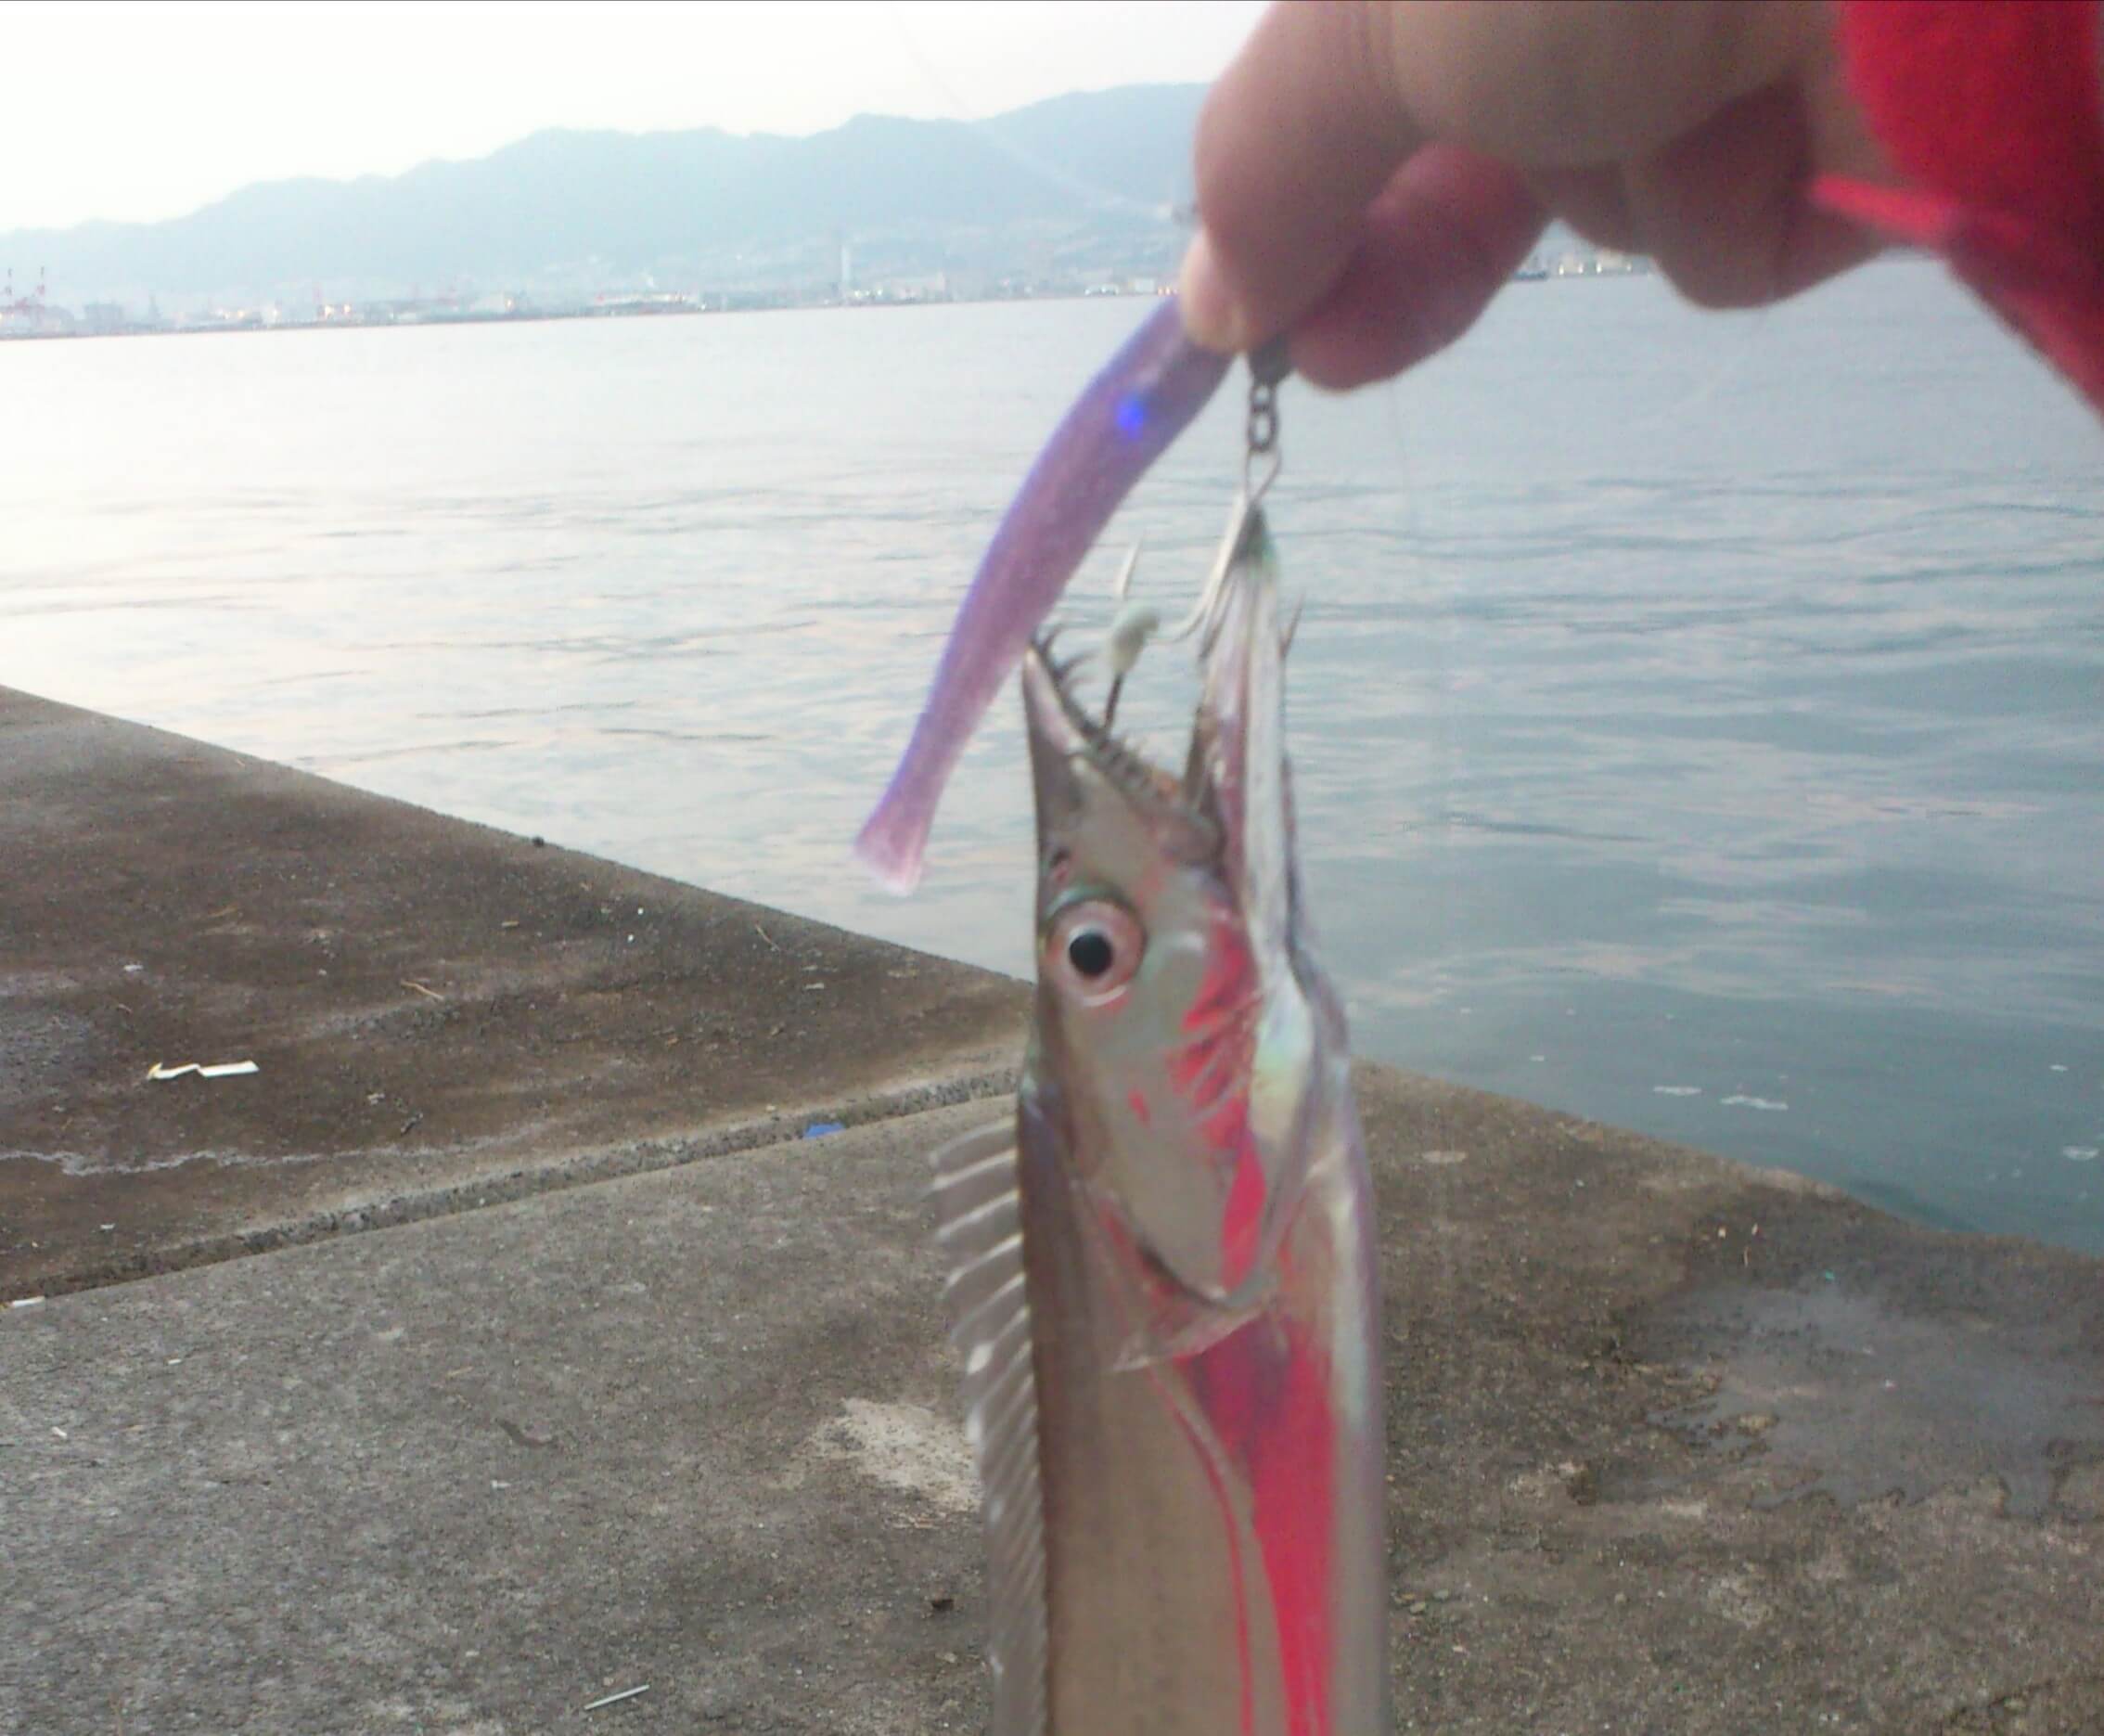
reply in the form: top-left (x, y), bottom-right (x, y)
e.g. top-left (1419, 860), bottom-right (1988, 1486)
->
top-left (930, 1119), bottom-right (1047, 1736)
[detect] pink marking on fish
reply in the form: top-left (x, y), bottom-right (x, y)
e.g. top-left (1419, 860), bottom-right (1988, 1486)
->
top-left (1187, 1292), bottom-right (1337, 1735)
top-left (1181, 908), bottom-right (1259, 1035)
top-left (1126, 1087), bottom-right (1153, 1128)
top-left (1220, 1142), bottom-right (1268, 1293)
top-left (1167, 915), bottom-right (1259, 1128)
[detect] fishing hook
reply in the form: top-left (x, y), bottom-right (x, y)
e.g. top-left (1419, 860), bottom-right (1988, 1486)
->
top-left (1102, 341), bottom-right (1294, 692)
top-left (1171, 340), bottom-right (1291, 646)
top-left (1101, 599), bottom-right (1161, 728)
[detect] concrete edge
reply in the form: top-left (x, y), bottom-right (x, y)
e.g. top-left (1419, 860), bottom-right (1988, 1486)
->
top-left (13, 1065), bottom-right (1019, 1304)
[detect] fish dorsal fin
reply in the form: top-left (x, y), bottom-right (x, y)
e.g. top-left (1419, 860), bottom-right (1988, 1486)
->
top-left (931, 1118), bottom-right (1047, 1736)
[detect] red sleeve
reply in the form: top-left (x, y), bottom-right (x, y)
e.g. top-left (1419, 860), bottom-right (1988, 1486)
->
top-left (1813, 0), bottom-right (2104, 417)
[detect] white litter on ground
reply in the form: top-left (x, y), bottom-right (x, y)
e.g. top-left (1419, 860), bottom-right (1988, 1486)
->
top-left (147, 1060), bottom-right (259, 1081)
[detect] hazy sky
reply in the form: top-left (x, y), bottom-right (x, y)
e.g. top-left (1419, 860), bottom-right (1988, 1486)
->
top-left (0, 0), bottom-right (1264, 233)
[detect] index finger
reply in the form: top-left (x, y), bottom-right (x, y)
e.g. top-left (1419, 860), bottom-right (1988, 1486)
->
top-left (1183, 1), bottom-right (1815, 355)
top-left (1182, 2), bottom-right (1428, 353)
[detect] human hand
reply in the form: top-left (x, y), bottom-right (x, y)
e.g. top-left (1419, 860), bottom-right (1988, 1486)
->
top-left (1181, 1), bottom-right (1892, 389)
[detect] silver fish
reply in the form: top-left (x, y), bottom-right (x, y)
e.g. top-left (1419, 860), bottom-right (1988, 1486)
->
top-left (933, 503), bottom-right (1386, 1734)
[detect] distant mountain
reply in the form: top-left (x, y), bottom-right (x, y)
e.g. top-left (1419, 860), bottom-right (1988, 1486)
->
top-left (2, 84), bottom-right (1209, 310)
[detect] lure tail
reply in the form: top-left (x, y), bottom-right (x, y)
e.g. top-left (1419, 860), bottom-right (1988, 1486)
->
top-left (855, 302), bottom-right (1231, 892)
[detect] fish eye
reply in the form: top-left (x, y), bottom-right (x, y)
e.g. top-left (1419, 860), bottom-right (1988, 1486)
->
top-left (1045, 901), bottom-right (1144, 1004)
top-left (1068, 929), bottom-right (1114, 977)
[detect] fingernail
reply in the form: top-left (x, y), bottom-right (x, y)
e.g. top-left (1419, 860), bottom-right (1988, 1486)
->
top-left (1177, 231), bottom-right (1249, 354)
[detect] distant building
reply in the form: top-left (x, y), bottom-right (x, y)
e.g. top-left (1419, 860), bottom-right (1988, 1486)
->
top-left (82, 302), bottom-right (128, 334)
top-left (870, 272), bottom-right (949, 304)
top-left (0, 300), bottom-right (73, 337)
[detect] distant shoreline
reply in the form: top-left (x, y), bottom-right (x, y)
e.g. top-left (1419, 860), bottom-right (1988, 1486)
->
top-left (0, 263), bottom-right (1665, 346)
top-left (0, 292), bottom-right (1160, 344)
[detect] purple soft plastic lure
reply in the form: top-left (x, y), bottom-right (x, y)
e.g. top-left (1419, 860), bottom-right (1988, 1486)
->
top-left (855, 300), bottom-right (1231, 892)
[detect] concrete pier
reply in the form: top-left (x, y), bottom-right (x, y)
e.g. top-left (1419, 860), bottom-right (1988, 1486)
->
top-left (4, 688), bottom-right (2099, 1733)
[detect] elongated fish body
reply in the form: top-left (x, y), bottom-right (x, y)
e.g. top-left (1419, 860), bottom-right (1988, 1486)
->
top-left (934, 508), bottom-right (1387, 1735)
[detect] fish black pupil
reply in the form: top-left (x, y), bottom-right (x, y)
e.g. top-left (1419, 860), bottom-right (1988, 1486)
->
top-left (1067, 929), bottom-right (1115, 978)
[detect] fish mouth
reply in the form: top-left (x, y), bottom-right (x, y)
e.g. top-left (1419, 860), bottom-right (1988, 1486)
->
top-left (1021, 502), bottom-right (1286, 869)
top-left (1023, 628), bottom-right (1218, 846)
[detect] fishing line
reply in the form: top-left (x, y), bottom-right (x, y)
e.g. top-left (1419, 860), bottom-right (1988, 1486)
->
top-left (1361, 339), bottom-right (1470, 1355)
top-left (886, 6), bottom-right (1194, 224)
top-left (1628, 299), bottom-right (1773, 436)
